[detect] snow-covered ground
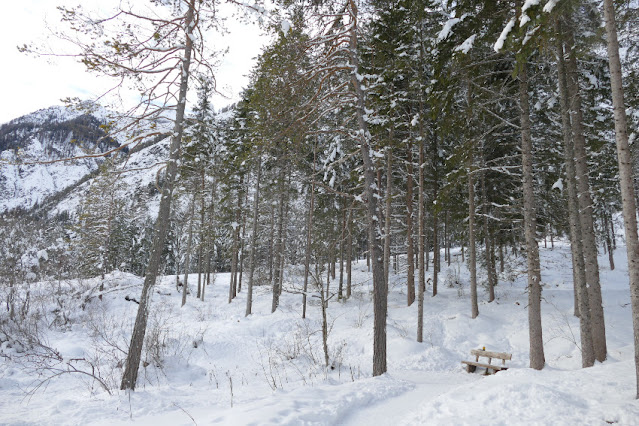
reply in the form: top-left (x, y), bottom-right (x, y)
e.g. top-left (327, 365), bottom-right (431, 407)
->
top-left (1, 242), bottom-right (638, 425)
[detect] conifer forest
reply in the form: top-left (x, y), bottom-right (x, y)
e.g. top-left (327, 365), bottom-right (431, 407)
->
top-left (1, 0), bottom-right (639, 423)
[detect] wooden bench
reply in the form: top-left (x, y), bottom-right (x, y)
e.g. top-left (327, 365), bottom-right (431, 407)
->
top-left (461, 348), bottom-right (512, 375)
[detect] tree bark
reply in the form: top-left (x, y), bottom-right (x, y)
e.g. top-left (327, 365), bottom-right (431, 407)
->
top-left (182, 195), bottom-right (197, 307)
top-left (271, 163), bottom-right (287, 313)
top-left (417, 136), bottom-right (426, 340)
top-left (564, 28), bottom-right (607, 362)
top-left (432, 132), bottom-right (439, 296)
top-left (197, 170), bottom-right (205, 300)
top-left (446, 210), bottom-right (451, 267)
top-left (238, 191), bottom-right (248, 293)
top-left (556, 26), bottom-right (594, 366)
top-left (302, 163), bottom-right (315, 318)
top-left (519, 62), bottom-right (545, 370)
top-left (120, 0), bottom-right (196, 391)
top-left (481, 165), bottom-right (496, 302)
top-left (347, 206), bottom-right (353, 299)
top-left (468, 151), bottom-right (478, 319)
top-left (384, 149), bottom-right (393, 292)
top-left (245, 155), bottom-right (262, 317)
top-left (339, 203), bottom-right (346, 299)
top-left (602, 0), bottom-right (639, 398)
top-left (406, 140), bottom-right (416, 306)
top-left (605, 211), bottom-right (615, 271)
top-left (349, 0), bottom-right (386, 376)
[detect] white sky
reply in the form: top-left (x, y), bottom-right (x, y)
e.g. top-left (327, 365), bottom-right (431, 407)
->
top-left (0, 0), bottom-right (269, 124)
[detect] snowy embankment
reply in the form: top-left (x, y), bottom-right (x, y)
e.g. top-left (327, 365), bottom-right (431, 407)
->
top-left (1, 242), bottom-right (638, 425)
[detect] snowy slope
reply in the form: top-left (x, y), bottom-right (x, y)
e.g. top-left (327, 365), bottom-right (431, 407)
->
top-left (0, 104), bottom-right (175, 220)
top-left (1, 241), bottom-right (638, 425)
top-left (48, 134), bottom-right (170, 219)
top-left (0, 105), bottom-right (120, 212)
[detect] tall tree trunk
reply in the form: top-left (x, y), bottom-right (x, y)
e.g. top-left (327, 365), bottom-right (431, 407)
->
top-left (424, 220), bottom-right (430, 272)
top-left (201, 239), bottom-right (209, 302)
top-left (229, 184), bottom-right (242, 303)
top-left (406, 141), bottom-right (416, 306)
top-left (468, 151), bottom-right (478, 319)
top-left (238, 198), bottom-right (247, 293)
top-left (605, 211), bottom-right (615, 271)
top-left (556, 25), bottom-right (594, 366)
top-left (481, 165), bottom-right (496, 302)
top-left (182, 196), bottom-right (197, 307)
top-left (564, 27), bottom-right (607, 362)
top-left (339, 203), bottom-right (346, 299)
top-left (271, 164), bottom-right (287, 313)
top-left (432, 131), bottom-right (439, 297)
top-left (384, 149), bottom-right (393, 291)
top-left (245, 156), bottom-right (262, 317)
top-left (349, 0), bottom-right (386, 376)
top-left (197, 170), bottom-right (205, 300)
top-left (303, 145), bottom-right (317, 318)
top-left (120, 0), bottom-right (196, 391)
top-left (519, 62), bottom-right (545, 370)
top-left (267, 202), bottom-right (275, 285)
top-left (278, 185), bottom-right (290, 297)
top-left (446, 210), bottom-right (451, 267)
top-left (602, 0), bottom-right (639, 398)
top-left (417, 136), bottom-right (426, 341)
top-left (347, 206), bottom-right (353, 299)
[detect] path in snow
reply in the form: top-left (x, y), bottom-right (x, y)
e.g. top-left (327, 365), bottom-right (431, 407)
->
top-left (342, 371), bottom-right (477, 425)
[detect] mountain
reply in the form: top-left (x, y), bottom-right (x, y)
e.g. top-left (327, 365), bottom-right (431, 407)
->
top-left (0, 105), bottom-right (123, 213)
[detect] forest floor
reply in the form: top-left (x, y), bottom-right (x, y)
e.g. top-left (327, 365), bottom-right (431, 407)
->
top-left (1, 241), bottom-right (639, 425)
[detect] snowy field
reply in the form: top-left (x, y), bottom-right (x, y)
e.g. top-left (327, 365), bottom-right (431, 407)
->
top-left (1, 242), bottom-right (639, 425)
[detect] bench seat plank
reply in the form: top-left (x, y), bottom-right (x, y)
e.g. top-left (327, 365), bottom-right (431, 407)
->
top-left (461, 361), bottom-right (508, 370)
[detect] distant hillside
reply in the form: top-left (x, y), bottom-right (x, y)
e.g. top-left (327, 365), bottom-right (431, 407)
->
top-left (0, 106), bottom-right (124, 213)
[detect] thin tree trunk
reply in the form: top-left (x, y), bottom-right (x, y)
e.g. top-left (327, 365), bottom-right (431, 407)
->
top-left (468, 152), bottom-right (478, 319)
top-left (347, 207), bottom-right (353, 299)
top-left (602, 0), bottom-right (639, 398)
top-left (349, 0), bottom-right (386, 376)
top-left (406, 140), bottom-right (415, 306)
top-left (481, 165), bottom-right (496, 302)
top-left (182, 196), bottom-right (196, 307)
top-left (519, 61), bottom-right (545, 371)
top-left (238, 194), bottom-right (247, 293)
top-left (271, 164), bottom-right (287, 313)
top-left (303, 144), bottom-right (317, 318)
top-left (384, 149), bottom-right (393, 292)
top-left (278, 186), bottom-right (290, 297)
top-left (229, 183), bottom-right (242, 303)
top-left (432, 131), bottom-right (439, 296)
top-left (201, 239), bottom-right (209, 302)
top-left (197, 170), bottom-right (205, 300)
top-left (267, 202), bottom-right (275, 285)
top-left (245, 155), bottom-right (262, 317)
top-left (446, 210), bottom-right (451, 267)
top-left (417, 136), bottom-right (426, 341)
top-left (556, 26), bottom-right (594, 366)
top-left (339, 203), bottom-right (346, 299)
top-left (605, 212), bottom-right (615, 271)
top-left (564, 27), bottom-right (607, 362)
top-left (320, 283), bottom-right (330, 368)
top-left (120, 0), bottom-right (196, 391)
top-left (425, 221), bottom-right (430, 272)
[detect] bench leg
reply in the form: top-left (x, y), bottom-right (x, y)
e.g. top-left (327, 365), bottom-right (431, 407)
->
top-left (467, 364), bottom-right (476, 373)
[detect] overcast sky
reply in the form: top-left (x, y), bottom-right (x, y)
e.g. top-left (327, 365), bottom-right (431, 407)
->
top-left (0, 1), bottom-right (268, 124)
